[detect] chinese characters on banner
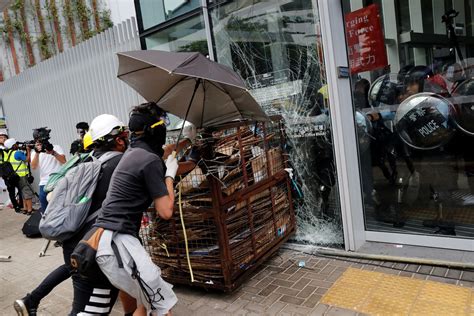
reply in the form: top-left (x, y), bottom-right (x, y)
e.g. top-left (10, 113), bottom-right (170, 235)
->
top-left (345, 4), bottom-right (388, 74)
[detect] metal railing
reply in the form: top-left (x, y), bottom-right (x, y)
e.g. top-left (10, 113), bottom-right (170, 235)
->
top-left (0, 17), bottom-right (143, 157)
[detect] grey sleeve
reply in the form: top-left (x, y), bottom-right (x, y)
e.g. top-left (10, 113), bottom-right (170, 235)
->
top-left (143, 158), bottom-right (169, 199)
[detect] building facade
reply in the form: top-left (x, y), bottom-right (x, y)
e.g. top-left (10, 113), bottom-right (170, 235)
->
top-left (135, 0), bottom-right (474, 252)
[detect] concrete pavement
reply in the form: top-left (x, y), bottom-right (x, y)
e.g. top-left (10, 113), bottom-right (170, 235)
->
top-left (1, 207), bottom-right (473, 315)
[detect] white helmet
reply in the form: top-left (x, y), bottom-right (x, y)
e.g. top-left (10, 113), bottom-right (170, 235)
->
top-left (0, 129), bottom-right (8, 137)
top-left (4, 138), bottom-right (16, 149)
top-left (174, 120), bottom-right (197, 142)
top-left (89, 114), bottom-right (125, 142)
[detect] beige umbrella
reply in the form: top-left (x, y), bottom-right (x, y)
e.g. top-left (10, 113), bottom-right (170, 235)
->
top-left (117, 50), bottom-right (268, 131)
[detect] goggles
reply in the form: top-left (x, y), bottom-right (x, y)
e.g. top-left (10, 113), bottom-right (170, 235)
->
top-left (97, 126), bottom-right (129, 142)
top-left (150, 114), bottom-right (170, 129)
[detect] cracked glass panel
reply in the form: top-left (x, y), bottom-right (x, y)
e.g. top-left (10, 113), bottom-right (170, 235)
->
top-left (211, 0), bottom-right (344, 246)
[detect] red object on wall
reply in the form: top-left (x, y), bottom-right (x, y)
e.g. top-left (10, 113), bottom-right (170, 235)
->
top-left (345, 4), bottom-right (388, 74)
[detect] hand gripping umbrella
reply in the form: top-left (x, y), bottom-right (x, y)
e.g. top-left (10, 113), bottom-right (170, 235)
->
top-left (116, 50), bottom-right (268, 145)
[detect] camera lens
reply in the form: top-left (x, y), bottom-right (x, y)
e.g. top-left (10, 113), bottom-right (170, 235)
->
top-left (44, 142), bottom-right (54, 152)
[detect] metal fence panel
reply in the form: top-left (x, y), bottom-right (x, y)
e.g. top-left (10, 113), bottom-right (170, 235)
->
top-left (0, 18), bottom-right (142, 158)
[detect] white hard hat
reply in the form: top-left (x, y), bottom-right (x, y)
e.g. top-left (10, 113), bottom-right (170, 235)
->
top-left (4, 138), bottom-right (16, 149)
top-left (174, 120), bottom-right (197, 142)
top-left (89, 114), bottom-right (125, 142)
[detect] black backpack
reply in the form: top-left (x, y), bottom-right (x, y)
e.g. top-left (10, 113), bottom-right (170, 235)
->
top-left (22, 210), bottom-right (42, 238)
top-left (0, 150), bottom-right (20, 184)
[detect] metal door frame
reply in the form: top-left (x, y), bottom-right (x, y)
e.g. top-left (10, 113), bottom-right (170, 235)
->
top-left (317, 0), bottom-right (474, 252)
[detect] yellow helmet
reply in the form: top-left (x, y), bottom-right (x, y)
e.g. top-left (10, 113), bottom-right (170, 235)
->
top-left (83, 131), bottom-right (93, 150)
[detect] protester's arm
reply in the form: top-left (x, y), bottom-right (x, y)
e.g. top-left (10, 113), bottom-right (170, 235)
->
top-left (145, 156), bottom-right (178, 220)
top-left (153, 177), bottom-right (175, 220)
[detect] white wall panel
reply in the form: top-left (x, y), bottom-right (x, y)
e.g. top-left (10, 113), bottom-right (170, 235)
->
top-left (0, 18), bottom-right (141, 159)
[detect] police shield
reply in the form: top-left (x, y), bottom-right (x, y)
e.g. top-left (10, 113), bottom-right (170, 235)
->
top-left (394, 93), bottom-right (456, 150)
top-left (452, 78), bottom-right (474, 136)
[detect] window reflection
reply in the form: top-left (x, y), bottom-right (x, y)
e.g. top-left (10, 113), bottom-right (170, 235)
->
top-left (144, 15), bottom-right (208, 55)
top-left (139, 0), bottom-right (201, 30)
top-left (343, 0), bottom-right (474, 238)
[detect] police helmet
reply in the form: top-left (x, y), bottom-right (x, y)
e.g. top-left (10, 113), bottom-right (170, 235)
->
top-left (368, 74), bottom-right (402, 107)
top-left (404, 65), bottom-right (448, 95)
top-left (394, 92), bottom-right (456, 150)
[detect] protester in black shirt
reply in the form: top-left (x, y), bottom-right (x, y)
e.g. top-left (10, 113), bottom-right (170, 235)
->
top-left (95, 102), bottom-right (179, 316)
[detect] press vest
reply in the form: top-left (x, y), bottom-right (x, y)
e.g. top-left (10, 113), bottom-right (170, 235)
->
top-left (2, 150), bottom-right (28, 177)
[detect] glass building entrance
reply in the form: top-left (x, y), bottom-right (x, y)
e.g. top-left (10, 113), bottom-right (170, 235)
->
top-left (137, 0), bottom-right (345, 246)
top-left (342, 0), bottom-right (474, 240)
top-left (136, 0), bottom-right (474, 250)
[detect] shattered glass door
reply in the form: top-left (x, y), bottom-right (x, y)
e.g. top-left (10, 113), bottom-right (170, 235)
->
top-left (210, 0), bottom-right (344, 246)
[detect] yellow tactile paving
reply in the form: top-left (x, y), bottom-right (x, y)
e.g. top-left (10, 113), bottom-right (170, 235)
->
top-left (321, 267), bottom-right (474, 316)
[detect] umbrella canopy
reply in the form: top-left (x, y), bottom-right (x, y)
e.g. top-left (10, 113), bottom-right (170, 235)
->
top-left (117, 50), bottom-right (268, 128)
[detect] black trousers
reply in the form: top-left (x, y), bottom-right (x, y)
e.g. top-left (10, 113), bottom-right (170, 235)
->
top-left (63, 237), bottom-right (119, 315)
top-left (29, 247), bottom-right (73, 307)
top-left (70, 274), bottom-right (119, 315)
top-left (29, 241), bottom-right (118, 314)
top-left (5, 178), bottom-right (22, 209)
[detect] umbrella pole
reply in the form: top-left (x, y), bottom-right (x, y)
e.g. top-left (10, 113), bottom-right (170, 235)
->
top-left (173, 78), bottom-right (201, 157)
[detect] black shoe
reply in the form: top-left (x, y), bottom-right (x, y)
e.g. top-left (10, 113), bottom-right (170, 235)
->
top-left (53, 241), bottom-right (62, 248)
top-left (434, 227), bottom-right (456, 236)
top-left (14, 207), bottom-right (22, 214)
top-left (13, 294), bottom-right (37, 316)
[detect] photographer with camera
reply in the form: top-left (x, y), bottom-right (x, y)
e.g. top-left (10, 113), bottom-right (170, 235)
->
top-left (30, 127), bottom-right (66, 213)
top-left (4, 138), bottom-right (35, 215)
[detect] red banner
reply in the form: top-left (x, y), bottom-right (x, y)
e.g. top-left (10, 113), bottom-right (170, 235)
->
top-left (345, 4), bottom-right (388, 74)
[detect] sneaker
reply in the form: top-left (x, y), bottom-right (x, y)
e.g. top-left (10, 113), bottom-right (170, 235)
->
top-left (13, 294), bottom-right (37, 316)
top-left (14, 207), bottom-right (22, 214)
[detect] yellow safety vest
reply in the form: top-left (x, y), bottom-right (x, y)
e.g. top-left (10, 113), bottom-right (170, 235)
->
top-left (3, 150), bottom-right (28, 177)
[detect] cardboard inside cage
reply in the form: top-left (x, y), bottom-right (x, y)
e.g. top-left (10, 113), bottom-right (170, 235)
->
top-left (250, 148), bottom-right (284, 182)
top-left (142, 118), bottom-right (295, 292)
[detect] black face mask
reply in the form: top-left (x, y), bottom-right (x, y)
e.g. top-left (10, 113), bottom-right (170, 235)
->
top-left (143, 119), bottom-right (167, 154)
top-left (146, 136), bottom-right (165, 157)
top-left (131, 130), bottom-right (166, 157)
